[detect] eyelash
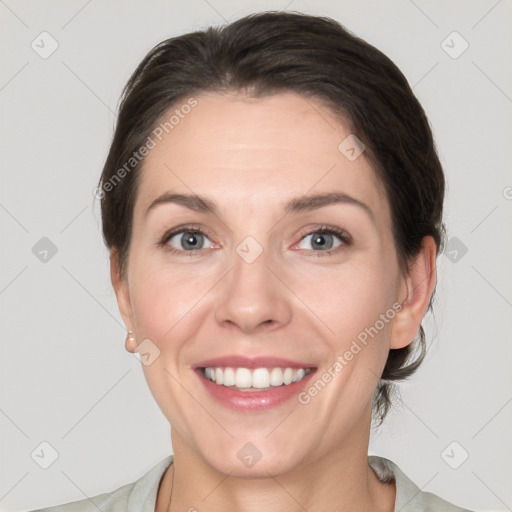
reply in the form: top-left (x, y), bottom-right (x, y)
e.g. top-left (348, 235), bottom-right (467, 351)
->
top-left (297, 225), bottom-right (352, 257)
top-left (157, 224), bottom-right (352, 257)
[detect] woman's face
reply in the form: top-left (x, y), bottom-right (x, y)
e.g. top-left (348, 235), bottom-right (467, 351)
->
top-left (112, 91), bottom-right (428, 476)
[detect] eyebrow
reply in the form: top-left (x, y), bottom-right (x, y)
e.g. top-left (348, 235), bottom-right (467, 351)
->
top-left (145, 191), bottom-right (374, 221)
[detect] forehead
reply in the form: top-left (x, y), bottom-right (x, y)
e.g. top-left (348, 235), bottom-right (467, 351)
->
top-left (134, 91), bottom-right (388, 220)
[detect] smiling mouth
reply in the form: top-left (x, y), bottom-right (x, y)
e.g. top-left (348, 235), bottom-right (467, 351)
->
top-left (199, 366), bottom-right (315, 391)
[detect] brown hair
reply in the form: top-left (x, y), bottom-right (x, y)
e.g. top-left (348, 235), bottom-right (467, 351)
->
top-left (98, 11), bottom-right (445, 423)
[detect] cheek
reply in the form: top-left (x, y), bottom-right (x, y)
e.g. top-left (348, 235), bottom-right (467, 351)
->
top-left (287, 262), bottom-right (398, 443)
top-left (290, 258), bottom-right (398, 349)
top-left (127, 260), bottom-right (213, 419)
top-left (129, 260), bottom-right (215, 341)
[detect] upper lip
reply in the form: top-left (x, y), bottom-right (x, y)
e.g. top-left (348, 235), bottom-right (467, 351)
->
top-left (194, 355), bottom-right (316, 370)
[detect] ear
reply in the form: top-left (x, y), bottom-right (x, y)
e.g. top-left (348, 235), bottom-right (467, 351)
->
top-left (390, 236), bottom-right (437, 350)
top-left (110, 249), bottom-right (137, 352)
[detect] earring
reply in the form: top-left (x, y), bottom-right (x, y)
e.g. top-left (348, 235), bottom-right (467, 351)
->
top-left (125, 330), bottom-right (138, 353)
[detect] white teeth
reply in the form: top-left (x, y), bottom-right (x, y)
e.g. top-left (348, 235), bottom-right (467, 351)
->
top-left (223, 367), bottom-right (236, 386)
top-left (269, 367), bottom-right (283, 386)
top-left (203, 366), bottom-right (312, 390)
top-left (293, 368), bottom-right (305, 383)
top-left (252, 368), bottom-right (269, 389)
top-left (283, 368), bottom-right (294, 385)
top-left (235, 368), bottom-right (252, 388)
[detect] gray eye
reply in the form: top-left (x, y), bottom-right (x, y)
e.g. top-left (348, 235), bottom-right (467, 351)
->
top-left (168, 231), bottom-right (212, 251)
top-left (297, 232), bottom-right (342, 251)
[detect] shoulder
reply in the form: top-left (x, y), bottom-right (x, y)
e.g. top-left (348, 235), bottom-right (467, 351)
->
top-left (30, 456), bottom-right (174, 512)
top-left (32, 483), bottom-right (132, 512)
top-left (368, 455), bottom-right (474, 512)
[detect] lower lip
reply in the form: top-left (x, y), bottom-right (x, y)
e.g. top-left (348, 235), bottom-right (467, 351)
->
top-left (195, 369), bottom-right (317, 411)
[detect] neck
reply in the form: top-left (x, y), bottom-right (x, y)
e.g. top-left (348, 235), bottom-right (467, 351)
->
top-left (156, 415), bottom-right (395, 512)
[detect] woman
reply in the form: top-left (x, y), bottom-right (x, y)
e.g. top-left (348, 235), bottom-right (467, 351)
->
top-left (35, 11), bottom-right (472, 512)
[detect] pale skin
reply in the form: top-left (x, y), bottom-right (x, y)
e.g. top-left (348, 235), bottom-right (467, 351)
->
top-left (110, 91), bottom-right (437, 512)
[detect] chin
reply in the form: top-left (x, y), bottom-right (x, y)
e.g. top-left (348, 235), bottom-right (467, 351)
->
top-left (205, 450), bottom-right (300, 479)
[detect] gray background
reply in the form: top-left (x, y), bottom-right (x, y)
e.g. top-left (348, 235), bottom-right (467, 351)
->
top-left (1, 1), bottom-right (511, 511)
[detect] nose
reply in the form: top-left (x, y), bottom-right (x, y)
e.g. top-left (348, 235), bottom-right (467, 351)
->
top-left (214, 244), bottom-right (293, 334)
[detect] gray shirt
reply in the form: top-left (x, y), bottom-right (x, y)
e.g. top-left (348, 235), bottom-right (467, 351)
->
top-left (33, 455), bottom-right (472, 512)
